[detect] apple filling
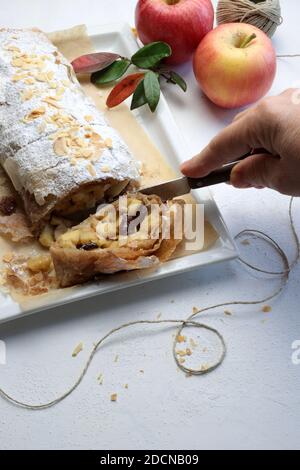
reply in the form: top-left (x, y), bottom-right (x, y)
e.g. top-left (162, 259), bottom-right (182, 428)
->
top-left (37, 180), bottom-right (131, 248)
top-left (51, 193), bottom-right (184, 286)
top-left (53, 179), bottom-right (130, 217)
top-left (57, 193), bottom-right (168, 252)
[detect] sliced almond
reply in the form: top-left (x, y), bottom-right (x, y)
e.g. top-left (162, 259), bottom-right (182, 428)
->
top-left (176, 350), bottom-right (187, 357)
top-left (87, 163), bottom-right (96, 177)
top-left (11, 58), bottom-right (25, 67)
top-left (42, 97), bottom-right (62, 109)
top-left (72, 342), bottom-right (83, 358)
top-left (262, 305), bottom-right (272, 313)
top-left (176, 334), bottom-right (186, 343)
top-left (105, 138), bottom-right (113, 148)
top-left (24, 77), bottom-right (35, 85)
top-left (6, 44), bottom-right (21, 52)
top-left (23, 107), bottom-right (46, 122)
top-left (12, 73), bottom-right (26, 81)
top-left (53, 136), bottom-right (69, 156)
top-left (46, 71), bottom-right (54, 81)
top-left (90, 132), bottom-right (101, 143)
top-left (20, 89), bottom-right (34, 101)
top-left (101, 165), bottom-right (111, 173)
top-left (56, 86), bottom-right (65, 96)
top-left (34, 72), bottom-right (47, 82)
top-left (80, 148), bottom-right (93, 159)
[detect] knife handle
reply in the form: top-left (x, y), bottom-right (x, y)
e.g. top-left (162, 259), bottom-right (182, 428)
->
top-left (187, 160), bottom-right (239, 189)
top-left (187, 149), bottom-right (269, 190)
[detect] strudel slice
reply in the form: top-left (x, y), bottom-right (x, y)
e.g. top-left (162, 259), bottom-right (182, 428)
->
top-left (0, 28), bottom-right (140, 234)
top-left (51, 194), bottom-right (183, 287)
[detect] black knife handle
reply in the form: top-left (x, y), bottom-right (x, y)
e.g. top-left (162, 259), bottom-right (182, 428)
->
top-left (187, 148), bottom-right (269, 190)
top-left (187, 160), bottom-right (239, 189)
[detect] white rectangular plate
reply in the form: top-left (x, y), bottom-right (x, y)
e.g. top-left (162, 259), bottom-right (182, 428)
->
top-left (0, 23), bottom-right (237, 324)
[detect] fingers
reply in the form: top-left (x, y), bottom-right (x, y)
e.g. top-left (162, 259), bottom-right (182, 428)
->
top-left (180, 115), bottom-right (261, 178)
top-left (230, 154), bottom-right (280, 189)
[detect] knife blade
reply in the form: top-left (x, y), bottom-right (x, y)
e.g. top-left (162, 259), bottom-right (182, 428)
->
top-left (140, 149), bottom-right (267, 200)
top-left (140, 159), bottom-right (240, 200)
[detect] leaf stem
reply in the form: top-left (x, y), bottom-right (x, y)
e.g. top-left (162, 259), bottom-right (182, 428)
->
top-left (160, 72), bottom-right (171, 81)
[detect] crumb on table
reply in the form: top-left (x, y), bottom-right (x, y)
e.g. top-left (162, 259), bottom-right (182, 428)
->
top-left (72, 342), bottom-right (83, 357)
top-left (262, 305), bottom-right (272, 313)
top-left (224, 310), bottom-right (232, 316)
top-left (176, 334), bottom-right (186, 343)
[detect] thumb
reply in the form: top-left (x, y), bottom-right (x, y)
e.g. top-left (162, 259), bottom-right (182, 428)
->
top-left (230, 154), bottom-right (280, 189)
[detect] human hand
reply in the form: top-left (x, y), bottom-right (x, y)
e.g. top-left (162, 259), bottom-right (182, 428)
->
top-left (181, 89), bottom-right (300, 197)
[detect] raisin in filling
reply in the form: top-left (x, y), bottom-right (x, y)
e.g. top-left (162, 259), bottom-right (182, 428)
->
top-left (78, 242), bottom-right (98, 251)
top-left (0, 196), bottom-right (17, 216)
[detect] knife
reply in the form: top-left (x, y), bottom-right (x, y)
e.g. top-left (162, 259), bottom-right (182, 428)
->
top-left (140, 149), bottom-right (266, 200)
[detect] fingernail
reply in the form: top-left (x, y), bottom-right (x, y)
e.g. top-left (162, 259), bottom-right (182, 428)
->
top-left (180, 162), bottom-right (188, 172)
top-left (180, 161), bottom-right (191, 173)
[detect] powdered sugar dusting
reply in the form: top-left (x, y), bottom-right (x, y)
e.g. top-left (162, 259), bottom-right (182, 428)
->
top-left (0, 28), bottom-right (140, 207)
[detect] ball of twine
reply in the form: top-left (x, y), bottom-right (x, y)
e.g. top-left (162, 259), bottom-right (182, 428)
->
top-left (216, 0), bottom-right (282, 37)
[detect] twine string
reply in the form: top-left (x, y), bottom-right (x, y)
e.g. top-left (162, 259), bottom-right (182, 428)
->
top-left (277, 54), bottom-right (300, 59)
top-left (0, 198), bottom-right (298, 410)
top-left (216, 0), bottom-right (282, 37)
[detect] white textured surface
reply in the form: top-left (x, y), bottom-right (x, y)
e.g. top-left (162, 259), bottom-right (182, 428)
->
top-left (0, 0), bottom-right (300, 451)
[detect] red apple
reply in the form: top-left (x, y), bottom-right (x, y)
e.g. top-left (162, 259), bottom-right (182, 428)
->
top-left (135, 0), bottom-right (214, 65)
top-left (193, 23), bottom-right (276, 109)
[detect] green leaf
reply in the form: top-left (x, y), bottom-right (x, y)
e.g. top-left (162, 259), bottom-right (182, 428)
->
top-left (130, 79), bottom-right (147, 110)
top-left (131, 42), bottom-right (171, 69)
top-left (168, 71), bottom-right (187, 92)
top-left (144, 71), bottom-right (160, 113)
top-left (91, 59), bottom-right (131, 85)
